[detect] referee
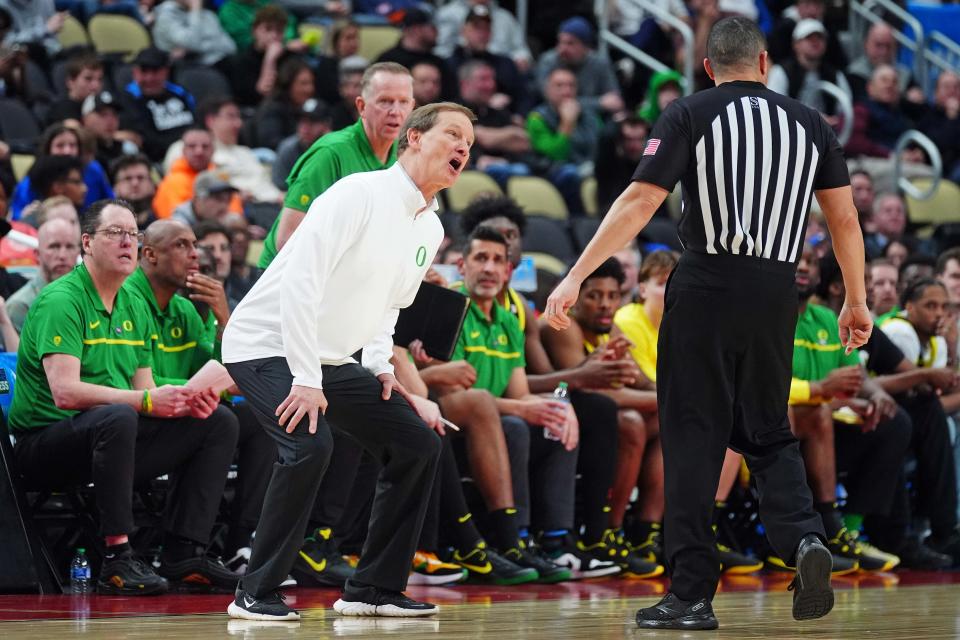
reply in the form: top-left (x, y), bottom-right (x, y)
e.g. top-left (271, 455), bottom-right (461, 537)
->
top-left (546, 18), bottom-right (871, 630)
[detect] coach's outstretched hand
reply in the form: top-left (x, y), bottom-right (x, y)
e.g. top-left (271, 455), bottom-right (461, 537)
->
top-left (838, 302), bottom-right (873, 355)
top-left (276, 385), bottom-right (328, 434)
top-left (544, 275), bottom-right (582, 330)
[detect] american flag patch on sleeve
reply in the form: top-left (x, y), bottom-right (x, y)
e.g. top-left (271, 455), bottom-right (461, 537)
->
top-left (643, 138), bottom-right (661, 156)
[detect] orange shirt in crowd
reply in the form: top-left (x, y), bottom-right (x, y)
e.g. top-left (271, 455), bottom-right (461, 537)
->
top-left (152, 157), bottom-right (244, 219)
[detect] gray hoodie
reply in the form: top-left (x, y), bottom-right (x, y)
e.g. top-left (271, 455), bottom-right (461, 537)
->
top-left (152, 0), bottom-right (236, 66)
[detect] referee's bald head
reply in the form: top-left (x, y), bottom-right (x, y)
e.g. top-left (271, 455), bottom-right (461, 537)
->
top-left (706, 16), bottom-right (767, 76)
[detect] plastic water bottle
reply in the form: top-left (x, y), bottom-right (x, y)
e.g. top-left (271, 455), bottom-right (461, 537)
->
top-left (545, 382), bottom-right (570, 441)
top-left (70, 548), bottom-right (92, 594)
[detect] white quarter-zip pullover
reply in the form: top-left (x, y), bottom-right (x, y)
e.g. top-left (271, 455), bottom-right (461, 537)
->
top-left (222, 162), bottom-right (443, 389)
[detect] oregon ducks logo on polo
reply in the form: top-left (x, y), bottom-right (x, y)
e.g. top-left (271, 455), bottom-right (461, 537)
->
top-left (53, 335), bottom-right (62, 346)
top-left (171, 326), bottom-right (183, 339)
top-left (416, 246), bottom-right (427, 267)
top-left (816, 328), bottom-right (829, 345)
top-left (300, 194), bottom-right (310, 206)
top-left (498, 334), bottom-right (508, 346)
top-left (122, 320), bottom-right (134, 332)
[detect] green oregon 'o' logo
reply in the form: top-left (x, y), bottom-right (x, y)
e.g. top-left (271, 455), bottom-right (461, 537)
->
top-left (122, 320), bottom-right (134, 332)
top-left (416, 246), bottom-right (427, 266)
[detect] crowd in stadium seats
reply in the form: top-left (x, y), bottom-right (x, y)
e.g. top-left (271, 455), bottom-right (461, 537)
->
top-left (0, 0), bottom-right (959, 596)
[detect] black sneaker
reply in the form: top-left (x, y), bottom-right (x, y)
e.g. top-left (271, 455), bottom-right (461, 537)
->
top-left (542, 534), bottom-right (621, 580)
top-left (158, 552), bottom-right (241, 592)
top-left (333, 580), bottom-right (438, 617)
top-left (766, 550), bottom-right (858, 575)
top-left (292, 527), bottom-right (355, 587)
top-left (451, 542), bottom-right (539, 585)
top-left (718, 543), bottom-right (763, 574)
top-left (227, 588), bottom-right (300, 621)
top-left (635, 593), bottom-right (718, 630)
top-left (502, 542), bottom-right (572, 583)
top-left (632, 521), bottom-right (664, 565)
top-left (827, 526), bottom-right (887, 572)
top-left (588, 530), bottom-right (664, 579)
top-left (927, 529), bottom-right (960, 567)
top-left (896, 536), bottom-right (953, 570)
top-left (97, 551), bottom-right (169, 596)
top-left (789, 534), bottom-right (834, 621)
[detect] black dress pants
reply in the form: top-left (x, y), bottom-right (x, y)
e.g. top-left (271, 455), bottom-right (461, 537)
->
top-left (14, 404), bottom-right (238, 543)
top-left (226, 357), bottom-right (441, 597)
top-left (658, 252), bottom-right (824, 601)
top-left (835, 407), bottom-right (912, 518)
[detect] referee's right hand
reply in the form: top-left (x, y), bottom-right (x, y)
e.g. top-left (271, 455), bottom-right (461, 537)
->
top-left (545, 275), bottom-right (581, 330)
top-left (276, 385), bottom-right (328, 434)
top-left (838, 303), bottom-right (873, 354)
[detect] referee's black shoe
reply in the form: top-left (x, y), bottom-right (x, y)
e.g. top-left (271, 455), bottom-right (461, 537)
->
top-left (789, 534), bottom-right (834, 621)
top-left (635, 593), bottom-right (718, 630)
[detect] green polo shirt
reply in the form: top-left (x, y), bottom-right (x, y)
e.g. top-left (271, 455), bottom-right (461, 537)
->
top-left (122, 267), bottom-right (216, 386)
top-left (259, 119), bottom-right (397, 268)
top-left (792, 301), bottom-right (859, 385)
top-left (9, 264), bottom-right (153, 433)
top-left (452, 287), bottom-right (526, 398)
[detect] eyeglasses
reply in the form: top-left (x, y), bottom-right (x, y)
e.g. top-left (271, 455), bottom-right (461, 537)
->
top-left (95, 226), bottom-right (143, 243)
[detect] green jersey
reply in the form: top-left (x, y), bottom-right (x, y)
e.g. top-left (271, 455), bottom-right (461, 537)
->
top-left (259, 119), bottom-right (397, 268)
top-left (123, 267), bottom-right (216, 386)
top-left (792, 302), bottom-right (859, 383)
top-left (452, 287), bottom-right (526, 398)
top-left (9, 264), bottom-right (153, 433)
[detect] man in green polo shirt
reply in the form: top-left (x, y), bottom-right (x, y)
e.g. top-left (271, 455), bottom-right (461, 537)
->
top-left (258, 61), bottom-right (415, 268)
top-left (452, 226), bottom-right (620, 580)
top-left (785, 243), bottom-right (908, 575)
top-left (124, 219), bottom-right (277, 563)
top-left (258, 61), bottom-right (416, 588)
top-left (10, 200), bottom-right (240, 596)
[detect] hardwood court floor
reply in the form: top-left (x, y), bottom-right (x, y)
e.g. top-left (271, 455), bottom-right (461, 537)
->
top-left (1, 571), bottom-right (959, 639)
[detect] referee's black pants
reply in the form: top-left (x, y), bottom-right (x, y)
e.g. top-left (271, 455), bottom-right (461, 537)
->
top-left (226, 357), bottom-right (441, 598)
top-left (658, 252), bottom-right (824, 602)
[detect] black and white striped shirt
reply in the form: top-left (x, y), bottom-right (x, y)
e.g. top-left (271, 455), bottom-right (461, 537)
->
top-left (632, 80), bottom-right (849, 263)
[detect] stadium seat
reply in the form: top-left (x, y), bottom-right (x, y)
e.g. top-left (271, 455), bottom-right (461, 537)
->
top-left (507, 176), bottom-right (569, 221)
top-left (175, 65), bottom-right (232, 104)
top-left (10, 154), bottom-right (34, 182)
top-left (581, 176), bottom-right (598, 217)
top-left (245, 201), bottom-right (280, 230)
top-left (358, 26), bottom-right (400, 61)
top-left (88, 14), bottom-right (151, 59)
top-left (526, 251), bottom-right (567, 277)
top-left (571, 217), bottom-right (600, 252)
top-left (445, 170), bottom-right (502, 212)
top-left (246, 239), bottom-right (264, 266)
top-left (0, 100), bottom-right (40, 154)
top-left (57, 14), bottom-right (90, 50)
top-left (904, 178), bottom-right (960, 227)
top-left (522, 215), bottom-right (577, 263)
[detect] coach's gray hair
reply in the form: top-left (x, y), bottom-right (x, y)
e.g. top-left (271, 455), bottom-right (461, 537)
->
top-left (706, 16), bottom-right (766, 74)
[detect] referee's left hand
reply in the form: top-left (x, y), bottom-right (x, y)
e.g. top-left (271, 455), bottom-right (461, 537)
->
top-left (838, 302), bottom-right (873, 354)
top-left (545, 275), bottom-right (581, 330)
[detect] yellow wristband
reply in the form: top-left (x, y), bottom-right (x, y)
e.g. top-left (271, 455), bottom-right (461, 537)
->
top-left (142, 389), bottom-right (153, 414)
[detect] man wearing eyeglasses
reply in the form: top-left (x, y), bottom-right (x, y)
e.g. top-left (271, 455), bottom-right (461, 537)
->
top-left (9, 199), bottom-right (240, 596)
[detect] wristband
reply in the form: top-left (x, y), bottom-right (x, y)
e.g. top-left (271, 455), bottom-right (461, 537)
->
top-left (142, 389), bottom-right (153, 414)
